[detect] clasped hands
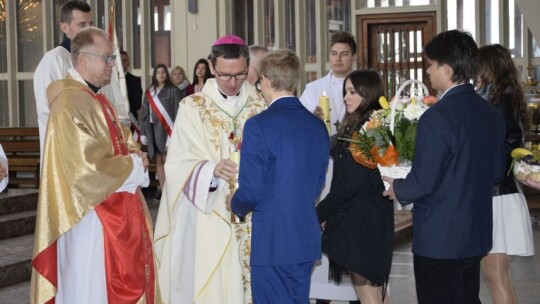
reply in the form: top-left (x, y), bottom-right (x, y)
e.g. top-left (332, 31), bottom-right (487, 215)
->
top-left (130, 150), bottom-right (149, 171)
top-left (214, 159), bottom-right (238, 181)
top-left (215, 159), bottom-right (238, 212)
top-left (381, 176), bottom-right (396, 201)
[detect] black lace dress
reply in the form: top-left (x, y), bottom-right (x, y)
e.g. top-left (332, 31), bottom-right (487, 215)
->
top-left (317, 125), bottom-right (394, 286)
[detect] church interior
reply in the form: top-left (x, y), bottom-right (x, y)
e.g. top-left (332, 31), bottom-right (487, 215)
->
top-left (0, 0), bottom-right (540, 303)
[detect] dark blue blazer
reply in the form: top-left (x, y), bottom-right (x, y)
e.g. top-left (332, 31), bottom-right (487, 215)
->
top-left (393, 83), bottom-right (506, 259)
top-left (232, 96), bottom-right (330, 266)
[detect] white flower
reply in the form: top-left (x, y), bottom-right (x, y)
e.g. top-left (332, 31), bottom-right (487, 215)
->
top-left (403, 103), bottom-right (425, 120)
top-left (393, 101), bottom-right (404, 111)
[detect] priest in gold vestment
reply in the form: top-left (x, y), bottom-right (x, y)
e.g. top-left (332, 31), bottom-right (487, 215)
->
top-left (153, 35), bottom-right (266, 304)
top-left (30, 27), bottom-right (157, 304)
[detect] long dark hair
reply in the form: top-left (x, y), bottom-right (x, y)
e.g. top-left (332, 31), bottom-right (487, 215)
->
top-left (476, 44), bottom-right (529, 131)
top-left (191, 58), bottom-right (212, 86)
top-left (151, 63), bottom-right (175, 88)
top-left (339, 70), bottom-right (385, 135)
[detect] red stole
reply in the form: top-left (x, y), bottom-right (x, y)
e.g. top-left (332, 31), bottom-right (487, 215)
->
top-left (32, 92), bottom-right (155, 304)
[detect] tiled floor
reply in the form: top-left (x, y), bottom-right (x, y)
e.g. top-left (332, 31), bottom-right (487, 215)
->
top-left (322, 219), bottom-right (540, 304)
top-left (387, 224), bottom-right (539, 304)
top-left (1, 189), bottom-right (538, 303)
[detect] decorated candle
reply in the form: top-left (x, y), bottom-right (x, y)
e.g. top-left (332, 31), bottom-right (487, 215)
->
top-left (319, 92), bottom-right (331, 134)
top-left (229, 150), bottom-right (242, 223)
top-left (229, 150), bottom-right (240, 166)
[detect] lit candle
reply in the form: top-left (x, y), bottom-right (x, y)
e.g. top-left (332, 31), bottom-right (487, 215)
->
top-left (319, 91), bottom-right (331, 134)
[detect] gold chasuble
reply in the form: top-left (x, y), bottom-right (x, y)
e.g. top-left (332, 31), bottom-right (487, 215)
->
top-left (30, 78), bottom-right (157, 304)
top-left (154, 79), bottom-right (266, 304)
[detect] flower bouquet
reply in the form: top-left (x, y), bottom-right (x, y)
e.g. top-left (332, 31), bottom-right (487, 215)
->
top-left (511, 147), bottom-right (540, 182)
top-left (343, 79), bottom-right (436, 185)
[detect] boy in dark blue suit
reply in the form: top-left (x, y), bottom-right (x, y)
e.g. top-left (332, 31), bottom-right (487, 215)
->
top-left (383, 30), bottom-right (506, 304)
top-left (227, 49), bottom-right (330, 303)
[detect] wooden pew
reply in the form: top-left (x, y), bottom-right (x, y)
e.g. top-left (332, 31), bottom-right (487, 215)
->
top-left (0, 128), bottom-right (40, 188)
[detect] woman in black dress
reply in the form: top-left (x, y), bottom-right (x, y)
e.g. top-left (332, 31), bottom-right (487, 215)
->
top-left (317, 70), bottom-right (394, 303)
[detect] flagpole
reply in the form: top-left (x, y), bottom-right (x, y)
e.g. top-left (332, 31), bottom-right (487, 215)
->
top-left (108, 2), bottom-right (132, 126)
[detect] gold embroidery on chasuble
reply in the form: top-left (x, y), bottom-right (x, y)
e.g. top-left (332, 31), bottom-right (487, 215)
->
top-left (187, 93), bottom-right (264, 304)
top-left (189, 94), bottom-right (266, 151)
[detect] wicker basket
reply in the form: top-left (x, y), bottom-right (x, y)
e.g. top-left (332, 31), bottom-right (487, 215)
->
top-left (380, 79), bottom-right (430, 196)
top-left (389, 79), bottom-right (430, 135)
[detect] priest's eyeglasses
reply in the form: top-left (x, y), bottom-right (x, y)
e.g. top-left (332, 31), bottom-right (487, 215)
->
top-left (81, 52), bottom-right (117, 65)
top-left (214, 70), bottom-right (248, 81)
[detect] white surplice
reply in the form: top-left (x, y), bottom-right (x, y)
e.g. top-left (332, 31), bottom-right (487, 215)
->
top-left (300, 71), bottom-right (347, 201)
top-left (34, 46), bottom-right (72, 161)
top-left (153, 79), bottom-right (266, 304)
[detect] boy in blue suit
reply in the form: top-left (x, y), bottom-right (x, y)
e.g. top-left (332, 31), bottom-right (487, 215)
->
top-left (228, 49), bottom-right (330, 303)
top-left (383, 30), bottom-right (506, 304)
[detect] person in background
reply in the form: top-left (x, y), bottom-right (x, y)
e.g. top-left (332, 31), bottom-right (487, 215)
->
top-left (475, 44), bottom-right (535, 304)
top-left (120, 50), bottom-right (143, 121)
top-left (33, 1), bottom-right (130, 164)
top-left (30, 26), bottom-right (155, 304)
top-left (186, 58), bottom-right (212, 95)
top-left (382, 30), bottom-right (506, 304)
top-left (33, 0), bottom-right (93, 161)
top-left (300, 31), bottom-right (356, 136)
top-left (228, 49), bottom-right (329, 303)
top-left (171, 65), bottom-right (190, 97)
top-left (153, 34), bottom-right (266, 304)
top-left (317, 70), bottom-right (393, 304)
top-left (140, 64), bottom-right (182, 201)
top-left (0, 144), bottom-right (8, 193)
top-left (246, 45), bottom-right (268, 86)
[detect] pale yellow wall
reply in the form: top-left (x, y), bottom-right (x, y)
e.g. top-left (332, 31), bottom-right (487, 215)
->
top-left (171, 0), bottom-right (231, 80)
top-left (516, 0), bottom-right (540, 43)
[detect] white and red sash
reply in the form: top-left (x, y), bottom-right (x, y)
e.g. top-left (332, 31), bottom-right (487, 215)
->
top-left (145, 87), bottom-right (174, 141)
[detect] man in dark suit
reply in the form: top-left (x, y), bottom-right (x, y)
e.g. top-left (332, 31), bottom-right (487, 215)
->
top-left (120, 50), bottom-right (143, 120)
top-left (227, 49), bottom-right (330, 303)
top-left (383, 30), bottom-right (506, 304)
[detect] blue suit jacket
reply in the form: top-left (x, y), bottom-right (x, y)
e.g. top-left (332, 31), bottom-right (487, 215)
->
top-left (393, 84), bottom-right (506, 259)
top-left (232, 96), bottom-right (330, 266)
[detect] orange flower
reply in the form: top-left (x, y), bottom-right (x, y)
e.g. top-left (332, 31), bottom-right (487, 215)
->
top-left (423, 95), bottom-right (437, 106)
top-left (370, 144), bottom-right (399, 167)
top-left (365, 118), bottom-right (381, 130)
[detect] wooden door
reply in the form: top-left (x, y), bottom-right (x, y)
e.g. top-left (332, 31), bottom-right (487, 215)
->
top-left (357, 12), bottom-right (437, 97)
